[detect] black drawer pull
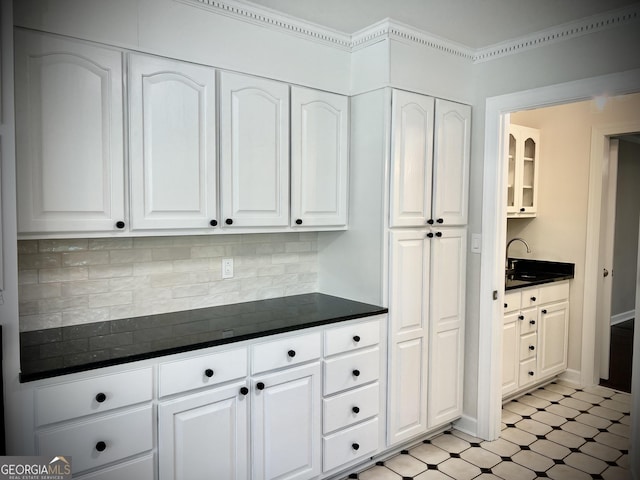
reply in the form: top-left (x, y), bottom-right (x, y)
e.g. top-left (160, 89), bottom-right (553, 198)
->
top-left (530, 296), bottom-right (537, 302)
top-left (436, 218), bottom-right (444, 224)
top-left (427, 232), bottom-right (434, 238)
top-left (95, 441), bottom-right (107, 452)
top-left (225, 218), bottom-right (233, 225)
top-left (504, 303), bottom-right (508, 308)
top-left (541, 309), bottom-right (548, 314)
top-left (210, 219), bottom-right (218, 227)
top-left (427, 219), bottom-right (434, 225)
top-left (256, 382), bottom-right (265, 391)
top-left (352, 406), bottom-right (360, 414)
top-left (288, 350), bottom-right (296, 358)
top-left (529, 345), bottom-right (535, 351)
top-left (352, 369), bottom-right (361, 377)
top-left (435, 231), bottom-right (443, 237)
top-left (204, 368), bottom-right (214, 378)
top-left (518, 315), bottom-right (524, 320)
top-left (115, 221), bottom-right (125, 229)
top-left (295, 219), bottom-right (303, 225)
top-left (240, 387), bottom-right (249, 396)
top-left (352, 443), bottom-right (360, 451)
top-left (530, 320), bottom-right (536, 325)
top-left (528, 371), bottom-right (535, 376)
top-left (353, 335), bottom-right (361, 342)
top-left (95, 392), bottom-right (107, 403)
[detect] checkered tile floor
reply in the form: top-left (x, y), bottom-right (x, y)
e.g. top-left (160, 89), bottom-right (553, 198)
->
top-left (343, 381), bottom-right (631, 480)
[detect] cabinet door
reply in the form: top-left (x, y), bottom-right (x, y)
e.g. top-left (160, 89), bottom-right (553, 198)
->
top-left (15, 30), bottom-right (125, 233)
top-left (387, 230), bottom-right (429, 445)
top-left (508, 124), bottom-right (540, 218)
top-left (220, 72), bottom-right (289, 228)
top-left (252, 362), bottom-right (321, 480)
top-left (129, 53), bottom-right (217, 230)
top-left (291, 86), bottom-right (348, 228)
top-left (158, 382), bottom-right (249, 480)
top-left (537, 301), bottom-right (569, 379)
top-left (432, 99), bottom-right (470, 226)
top-left (389, 90), bottom-right (434, 227)
top-left (502, 312), bottom-right (520, 397)
top-left (428, 227), bottom-right (466, 428)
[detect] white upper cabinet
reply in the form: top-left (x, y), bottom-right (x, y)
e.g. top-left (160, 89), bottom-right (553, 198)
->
top-left (15, 29), bottom-right (125, 234)
top-left (128, 53), bottom-right (217, 230)
top-left (389, 90), bottom-right (434, 228)
top-left (507, 124), bottom-right (540, 218)
top-left (219, 72), bottom-right (290, 228)
top-left (290, 86), bottom-right (348, 228)
top-left (433, 99), bottom-right (471, 226)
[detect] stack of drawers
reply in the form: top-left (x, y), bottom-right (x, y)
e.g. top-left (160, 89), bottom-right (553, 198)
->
top-left (322, 317), bottom-right (383, 474)
top-left (34, 368), bottom-right (154, 479)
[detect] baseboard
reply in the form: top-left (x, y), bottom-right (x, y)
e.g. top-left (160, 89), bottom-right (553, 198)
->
top-left (611, 310), bottom-right (635, 326)
top-left (559, 369), bottom-right (582, 387)
top-left (453, 414), bottom-right (478, 438)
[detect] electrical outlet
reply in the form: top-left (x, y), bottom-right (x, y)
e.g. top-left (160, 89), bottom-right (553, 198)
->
top-left (222, 258), bottom-right (234, 279)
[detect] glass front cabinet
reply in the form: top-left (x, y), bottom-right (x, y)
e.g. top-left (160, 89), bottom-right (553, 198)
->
top-left (507, 124), bottom-right (540, 218)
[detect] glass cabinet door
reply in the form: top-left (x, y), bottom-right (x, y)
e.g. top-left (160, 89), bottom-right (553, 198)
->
top-left (521, 137), bottom-right (536, 208)
top-left (507, 133), bottom-right (516, 211)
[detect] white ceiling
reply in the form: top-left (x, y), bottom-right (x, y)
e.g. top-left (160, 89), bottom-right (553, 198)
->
top-left (244, 0), bottom-right (640, 48)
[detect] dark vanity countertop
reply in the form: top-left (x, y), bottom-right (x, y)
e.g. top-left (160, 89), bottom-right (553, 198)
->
top-left (20, 293), bottom-right (388, 382)
top-left (505, 258), bottom-right (575, 291)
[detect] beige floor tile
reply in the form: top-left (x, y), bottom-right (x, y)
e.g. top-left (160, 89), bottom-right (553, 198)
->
top-left (437, 458), bottom-right (481, 480)
top-left (610, 393), bottom-right (631, 404)
top-left (500, 427), bottom-right (537, 446)
top-left (579, 441), bottom-right (623, 462)
top-left (555, 379), bottom-right (581, 389)
top-left (559, 397), bottom-right (593, 412)
top-left (413, 469), bottom-right (454, 480)
top-left (491, 460), bottom-right (536, 480)
top-left (409, 443), bottom-right (450, 465)
top-left (358, 466), bottom-right (402, 480)
top-left (589, 406), bottom-right (625, 421)
top-left (575, 413), bottom-right (613, 429)
top-left (517, 394), bottom-right (550, 409)
top-left (385, 453), bottom-right (428, 477)
top-left (511, 449), bottom-right (555, 472)
top-left (617, 454), bottom-right (630, 468)
top-left (572, 391), bottom-right (605, 404)
top-left (546, 403), bottom-right (580, 419)
top-left (460, 447), bottom-right (501, 469)
top-left (544, 383), bottom-right (576, 396)
top-left (602, 466), bottom-right (632, 480)
top-left (564, 452), bottom-right (608, 474)
top-left (600, 399), bottom-right (631, 414)
top-left (561, 420), bottom-right (599, 439)
top-left (546, 429), bottom-right (586, 449)
top-left (531, 410), bottom-right (567, 427)
top-left (430, 434), bottom-right (471, 454)
top-left (529, 439), bottom-right (571, 460)
top-left (473, 475), bottom-right (502, 480)
top-left (583, 385), bottom-right (616, 398)
top-left (502, 409), bottom-right (522, 425)
top-left (595, 432), bottom-right (629, 450)
top-left (530, 388), bottom-right (564, 402)
top-left (451, 430), bottom-right (483, 444)
top-left (481, 438), bottom-right (520, 457)
top-left (547, 464), bottom-right (592, 480)
top-left (503, 401), bottom-right (537, 417)
top-left (619, 415), bottom-right (631, 426)
top-left (515, 418), bottom-right (552, 436)
top-left (607, 423), bottom-right (630, 438)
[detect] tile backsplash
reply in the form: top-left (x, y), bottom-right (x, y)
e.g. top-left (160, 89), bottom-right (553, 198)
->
top-left (18, 233), bottom-right (318, 332)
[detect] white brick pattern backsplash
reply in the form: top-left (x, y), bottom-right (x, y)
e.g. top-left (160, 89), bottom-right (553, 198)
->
top-left (18, 233), bottom-right (319, 331)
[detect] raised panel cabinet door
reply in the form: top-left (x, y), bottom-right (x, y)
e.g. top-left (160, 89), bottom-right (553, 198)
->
top-left (389, 90), bottom-right (434, 227)
top-left (432, 99), bottom-right (470, 226)
top-left (14, 29), bottom-right (125, 233)
top-left (252, 362), bottom-right (321, 480)
top-left (158, 382), bottom-right (249, 480)
top-left (502, 312), bottom-right (520, 397)
top-left (290, 86), bottom-right (348, 228)
top-left (427, 227), bottom-right (466, 427)
top-left (537, 301), bottom-right (569, 379)
top-left (220, 72), bottom-right (289, 228)
top-left (129, 53), bottom-right (217, 230)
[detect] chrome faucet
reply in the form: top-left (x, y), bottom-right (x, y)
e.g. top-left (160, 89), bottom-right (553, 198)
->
top-left (506, 237), bottom-right (531, 273)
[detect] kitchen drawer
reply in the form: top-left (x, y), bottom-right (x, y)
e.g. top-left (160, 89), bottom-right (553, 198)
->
top-left (519, 358), bottom-right (537, 386)
top-left (252, 331), bottom-right (321, 374)
top-left (159, 346), bottom-right (247, 398)
top-left (74, 454), bottom-right (154, 480)
top-left (324, 317), bottom-right (381, 357)
top-left (503, 291), bottom-right (521, 313)
top-left (323, 417), bottom-right (379, 473)
top-left (521, 288), bottom-right (540, 308)
top-left (519, 307), bottom-right (538, 335)
top-left (324, 347), bottom-right (380, 396)
top-left (538, 281), bottom-right (570, 305)
top-left (35, 368), bottom-right (152, 427)
top-left (36, 405), bottom-right (153, 474)
top-left (519, 333), bottom-right (537, 362)
top-left (323, 383), bottom-right (379, 434)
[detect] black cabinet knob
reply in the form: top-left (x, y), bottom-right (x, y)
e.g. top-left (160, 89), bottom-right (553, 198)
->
top-left (427, 219), bottom-right (434, 225)
top-left (210, 219), bottom-right (218, 227)
top-left (204, 368), bottom-right (214, 378)
top-left (295, 219), bottom-right (303, 225)
top-left (530, 296), bottom-right (537, 302)
top-left (435, 232), bottom-right (443, 237)
top-left (530, 320), bottom-right (536, 325)
top-left (352, 406), bottom-right (360, 414)
top-left (353, 335), bottom-right (361, 343)
top-left (504, 303), bottom-right (508, 308)
top-left (518, 315), bottom-right (524, 320)
top-left (528, 371), bottom-right (535, 376)
top-left (436, 218), bottom-right (444, 224)
top-left (427, 232), bottom-right (434, 238)
top-left (529, 345), bottom-right (535, 351)
top-left (256, 382), bottom-right (265, 390)
top-left (115, 221), bottom-right (125, 229)
top-left (240, 386), bottom-right (249, 395)
top-left (288, 350), bottom-right (296, 358)
top-left (225, 218), bottom-right (233, 225)
top-left (541, 309), bottom-right (548, 314)
top-left (520, 208), bottom-right (526, 212)
top-left (95, 441), bottom-right (107, 452)
top-left (352, 443), bottom-right (360, 451)
top-left (352, 369), bottom-right (361, 377)
top-left (95, 392), bottom-right (107, 403)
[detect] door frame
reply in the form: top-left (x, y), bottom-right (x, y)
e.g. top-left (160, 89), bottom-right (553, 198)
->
top-left (477, 68), bottom-right (640, 443)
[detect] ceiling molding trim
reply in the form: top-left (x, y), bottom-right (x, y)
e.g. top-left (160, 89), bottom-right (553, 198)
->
top-left (473, 4), bottom-right (640, 63)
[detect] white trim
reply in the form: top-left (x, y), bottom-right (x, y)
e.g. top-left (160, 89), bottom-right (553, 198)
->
top-left (558, 369), bottom-right (582, 387)
top-left (611, 310), bottom-right (635, 325)
top-left (478, 68), bottom-right (640, 442)
top-left (452, 414), bottom-right (478, 438)
top-left (631, 214), bottom-right (640, 479)
top-left (176, 0), bottom-right (640, 63)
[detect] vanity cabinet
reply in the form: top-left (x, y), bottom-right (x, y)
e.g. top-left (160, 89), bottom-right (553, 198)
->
top-left (15, 29), bottom-right (126, 234)
top-left (507, 124), bottom-right (540, 218)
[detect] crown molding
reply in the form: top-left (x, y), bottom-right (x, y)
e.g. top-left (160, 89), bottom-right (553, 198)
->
top-left (177, 0), bottom-right (640, 63)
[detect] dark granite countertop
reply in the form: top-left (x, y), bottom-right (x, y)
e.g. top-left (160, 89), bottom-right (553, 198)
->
top-left (505, 258), bottom-right (575, 291)
top-left (20, 293), bottom-right (387, 382)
